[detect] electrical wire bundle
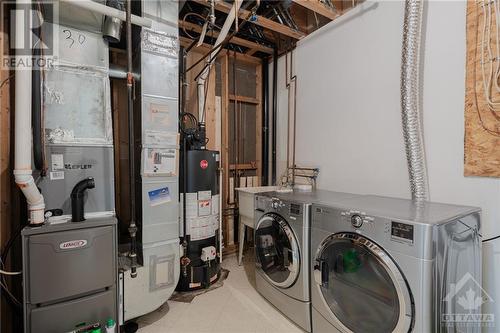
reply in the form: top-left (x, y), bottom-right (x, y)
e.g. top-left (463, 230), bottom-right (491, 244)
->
top-left (0, 224), bottom-right (24, 310)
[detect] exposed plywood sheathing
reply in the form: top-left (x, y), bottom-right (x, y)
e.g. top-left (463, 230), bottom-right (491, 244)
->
top-left (464, 1), bottom-right (500, 177)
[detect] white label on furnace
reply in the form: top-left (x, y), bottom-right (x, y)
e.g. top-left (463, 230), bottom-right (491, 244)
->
top-left (50, 171), bottom-right (64, 180)
top-left (51, 154), bottom-right (64, 171)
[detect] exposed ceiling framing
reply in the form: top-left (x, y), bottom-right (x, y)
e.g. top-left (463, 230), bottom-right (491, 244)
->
top-left (179, 0), bottom-right (363, 58)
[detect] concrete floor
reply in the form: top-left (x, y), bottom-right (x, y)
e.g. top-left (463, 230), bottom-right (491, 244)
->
top-left (136, 252), bottom-right (304, 333)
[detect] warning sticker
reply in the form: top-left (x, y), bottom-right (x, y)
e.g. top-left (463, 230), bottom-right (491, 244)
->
top-left (143, 148), bottom-right (177, 175)
top-left (148, 187), bottom-right (171, 206)
top-left (198, 200), bottom-right (211, 216)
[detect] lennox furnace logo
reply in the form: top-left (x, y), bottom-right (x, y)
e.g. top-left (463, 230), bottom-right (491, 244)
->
top-left (59, 239), bottom-right (87, 250)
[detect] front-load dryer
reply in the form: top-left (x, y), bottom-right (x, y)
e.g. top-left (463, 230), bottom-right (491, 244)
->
top-left (254, 190), bottom-right (359, 332)
top-left (310, 195), bottom-right (481, 333)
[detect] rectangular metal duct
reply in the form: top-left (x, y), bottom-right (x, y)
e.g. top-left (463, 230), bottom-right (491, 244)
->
top-left (122, 0), bottom-right (180, 321)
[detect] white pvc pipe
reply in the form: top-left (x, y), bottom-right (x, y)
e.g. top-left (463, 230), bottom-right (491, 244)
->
top-left (59, 0), bottom-right (152, 28)
top-left (197, 0), bottom-right (242, 121)
top-left (14, 0), bottom-right (45, 225)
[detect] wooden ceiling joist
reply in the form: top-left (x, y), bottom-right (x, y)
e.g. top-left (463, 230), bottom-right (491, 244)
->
top-left (191, 0), bottom-right (305, 40)
top-left (179, 20), bottom-right (273, 54)
top-left (292, 0), bottom-right (340, 21)
top-left (179, 36), bottom-right (262, 64)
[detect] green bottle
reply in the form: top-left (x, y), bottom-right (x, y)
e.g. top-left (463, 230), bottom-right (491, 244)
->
top-left (105, 318), bottom-right (116, 333)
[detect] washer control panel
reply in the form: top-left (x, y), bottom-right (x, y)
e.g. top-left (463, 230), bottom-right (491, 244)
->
top-left (340, 210), bottom-right (375, 230)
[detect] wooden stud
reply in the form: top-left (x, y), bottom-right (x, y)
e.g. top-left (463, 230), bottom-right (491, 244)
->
top-left (205, 59), bottom-right (217, 150)
top-left (191, 0), bottom-right (305, 40)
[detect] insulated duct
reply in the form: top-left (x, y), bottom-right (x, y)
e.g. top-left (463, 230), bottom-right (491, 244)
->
top-left (400, 0), bottom-right (428, 201)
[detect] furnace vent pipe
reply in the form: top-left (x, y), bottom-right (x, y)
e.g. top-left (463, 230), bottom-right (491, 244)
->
top-left (400, 0), bottom-right (428, 201)
top-left (14, 0), bottom-right (45, 225)
top-left (59, 0), bottom-right (152, 28)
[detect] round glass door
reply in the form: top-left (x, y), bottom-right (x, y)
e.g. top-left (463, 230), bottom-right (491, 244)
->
top-left (314, 233), bottom-right (413, 333)
top-left (255, 213), bottom-right (300, 288)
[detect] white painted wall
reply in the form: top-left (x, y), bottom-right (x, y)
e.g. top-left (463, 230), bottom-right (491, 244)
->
top-left (275, 0), bottom-right (500, 325)
top-left (289, 0), bottom-right (500, 238)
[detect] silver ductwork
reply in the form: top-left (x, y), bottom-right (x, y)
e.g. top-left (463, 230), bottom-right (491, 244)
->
top-left (400, 0), bottom-right (428, 201)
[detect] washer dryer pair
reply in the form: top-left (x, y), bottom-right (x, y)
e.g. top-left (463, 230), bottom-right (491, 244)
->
top-left (254, 190), bottom-right (359, 332)
top-left (310, 195), bottom-right (482, 333)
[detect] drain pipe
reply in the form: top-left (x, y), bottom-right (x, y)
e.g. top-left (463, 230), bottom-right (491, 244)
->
top-left (400, 0), bottom-right (428, 201)
top-left (14, 0), bottom-right (45, 225)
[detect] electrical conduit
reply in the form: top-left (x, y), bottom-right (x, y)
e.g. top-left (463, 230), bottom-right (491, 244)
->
top-left (401, 0), bottom-right (429, 201)
top-left (14, 0), bottom-right (45, 225)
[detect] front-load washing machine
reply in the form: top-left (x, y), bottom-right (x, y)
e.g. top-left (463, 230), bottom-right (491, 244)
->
top-left (254, 190), bottom-right (359, 332)
top-left (310, 195), bottom-right (481, 333)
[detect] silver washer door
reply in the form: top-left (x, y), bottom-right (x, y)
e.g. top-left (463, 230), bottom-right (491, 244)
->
top-left (255, 213), bottom-right (300, 289)
top-left (313, 233), bottom-right (413, 333)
